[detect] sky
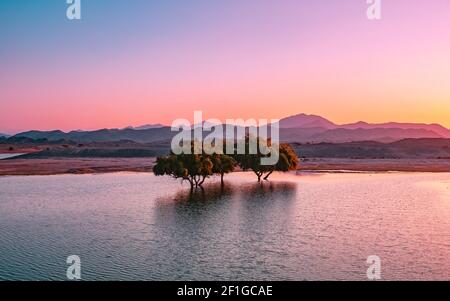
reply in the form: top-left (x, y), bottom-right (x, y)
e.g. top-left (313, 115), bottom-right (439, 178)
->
top-left (0, 0), bottom-right (449, 134)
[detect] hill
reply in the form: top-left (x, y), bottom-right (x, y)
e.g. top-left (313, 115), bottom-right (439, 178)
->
top-left (15, 127), bottom-right (175, 143)
top-left (291, 138), bottom-right (450, 159)
top-left (11, 113), bottom-right (450, 144)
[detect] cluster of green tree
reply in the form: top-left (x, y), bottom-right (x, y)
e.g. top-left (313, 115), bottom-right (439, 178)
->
top-left (153, 152), bottom-right (236, 189)
top-left (153, 139), bottom-right (299, 189)
top-left (234, 142), bottom-right (299, 182)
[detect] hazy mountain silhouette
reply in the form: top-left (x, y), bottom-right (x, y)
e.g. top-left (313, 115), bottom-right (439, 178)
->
top-left (340, 121), bottom-right (450, 138)
top-left (304, 127), bottom-right (442, 143)
top-left (16, 128), bottom-right (175, 143)
top-left (276, 113), bottom-right (449, 142)
top-left (124, 124), bottom-right (165, 130)
top-left (11, 113), bottom-right (450, 143)
top-left (292, 138), bottom-right (450, 159)
top-left (279, 113), bottom-right (337, 129)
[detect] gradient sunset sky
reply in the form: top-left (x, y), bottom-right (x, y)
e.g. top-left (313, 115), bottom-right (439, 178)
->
top-left (1, 0), bottom-right (449, 134)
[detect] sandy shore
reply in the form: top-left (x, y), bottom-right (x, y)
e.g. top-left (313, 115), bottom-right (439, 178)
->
top-left (0, 157), bottom-right (449, 176)
top-left (0, 158), bottom-right (156, 176)
top-left (299, 158), bottom-right (450, 172)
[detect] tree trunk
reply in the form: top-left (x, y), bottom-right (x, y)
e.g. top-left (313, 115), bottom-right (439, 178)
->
top-left (263, 170), bottom-right (274, 181)
top-left (220, 173), bottom-right (224, 186)
top-left (199, 175), bottom-right (206, 186)
top-left (188, 178), bottom-right (194, 190)
top-left (253, 170), bottom-right (263, 182)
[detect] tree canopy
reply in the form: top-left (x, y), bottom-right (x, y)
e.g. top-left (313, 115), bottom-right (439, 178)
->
top-left (210, 153), bottom-right (237, 185)
top-left (233, 138), bottom-right (299, 182)
top-left (153, 153), bottom-right (213, 189)
top-left (153, 138), bottom-right (299, 186)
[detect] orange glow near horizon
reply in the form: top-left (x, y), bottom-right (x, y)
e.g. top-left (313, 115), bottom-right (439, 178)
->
top-left (1, 0), bottom-right (449, 133)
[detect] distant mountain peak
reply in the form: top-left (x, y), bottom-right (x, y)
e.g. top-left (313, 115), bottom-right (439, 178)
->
top-left (10, 113), bottom-right (450, 143)
top-left (124, 124), bottom-right (165, 130)
top-left (340, 120), bottom-right (450, 137)
top-left (279, 113), bottom-right (337, 129)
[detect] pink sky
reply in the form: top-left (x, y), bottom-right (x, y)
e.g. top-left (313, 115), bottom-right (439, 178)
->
top-left (1, 0), bottom-right (449, 134)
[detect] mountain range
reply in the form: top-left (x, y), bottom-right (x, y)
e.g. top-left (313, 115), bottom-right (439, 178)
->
top-left (8, 113), bottom-right (450, 144)
top-left (123, 124), bottom-right (165, 130)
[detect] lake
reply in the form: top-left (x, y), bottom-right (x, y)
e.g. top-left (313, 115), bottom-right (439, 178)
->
top-left (0, 153), bottom-right (24, 160)
top-left (0, 172), bottom-right (449, 280)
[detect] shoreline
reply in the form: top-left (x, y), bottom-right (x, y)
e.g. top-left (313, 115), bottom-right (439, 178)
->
top-left (0, 157), bottom-right (449, 176)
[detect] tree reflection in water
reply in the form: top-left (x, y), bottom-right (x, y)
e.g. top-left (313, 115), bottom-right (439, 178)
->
top-left (153, 180), bottom-right (298, 225)
top-left (156, 180), bottom-right (298, 205)
top-left (150, 179), bottom-right (299, 280)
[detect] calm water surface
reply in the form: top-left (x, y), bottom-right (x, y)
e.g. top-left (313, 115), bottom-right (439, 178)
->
top-left (0, 153), bottom-right (24, 160)
top-left (0, 172), bottom-right (449, 280)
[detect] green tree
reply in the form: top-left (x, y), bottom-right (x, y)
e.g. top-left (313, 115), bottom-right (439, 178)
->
top-left (153, 153), bottom-right (213, 189)
top-left (263, 143), bottom-right (299, 180)
top-left (234, 138), bottom-right (299, 182)
top-left (211, 154), bottom-right (237, 186)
